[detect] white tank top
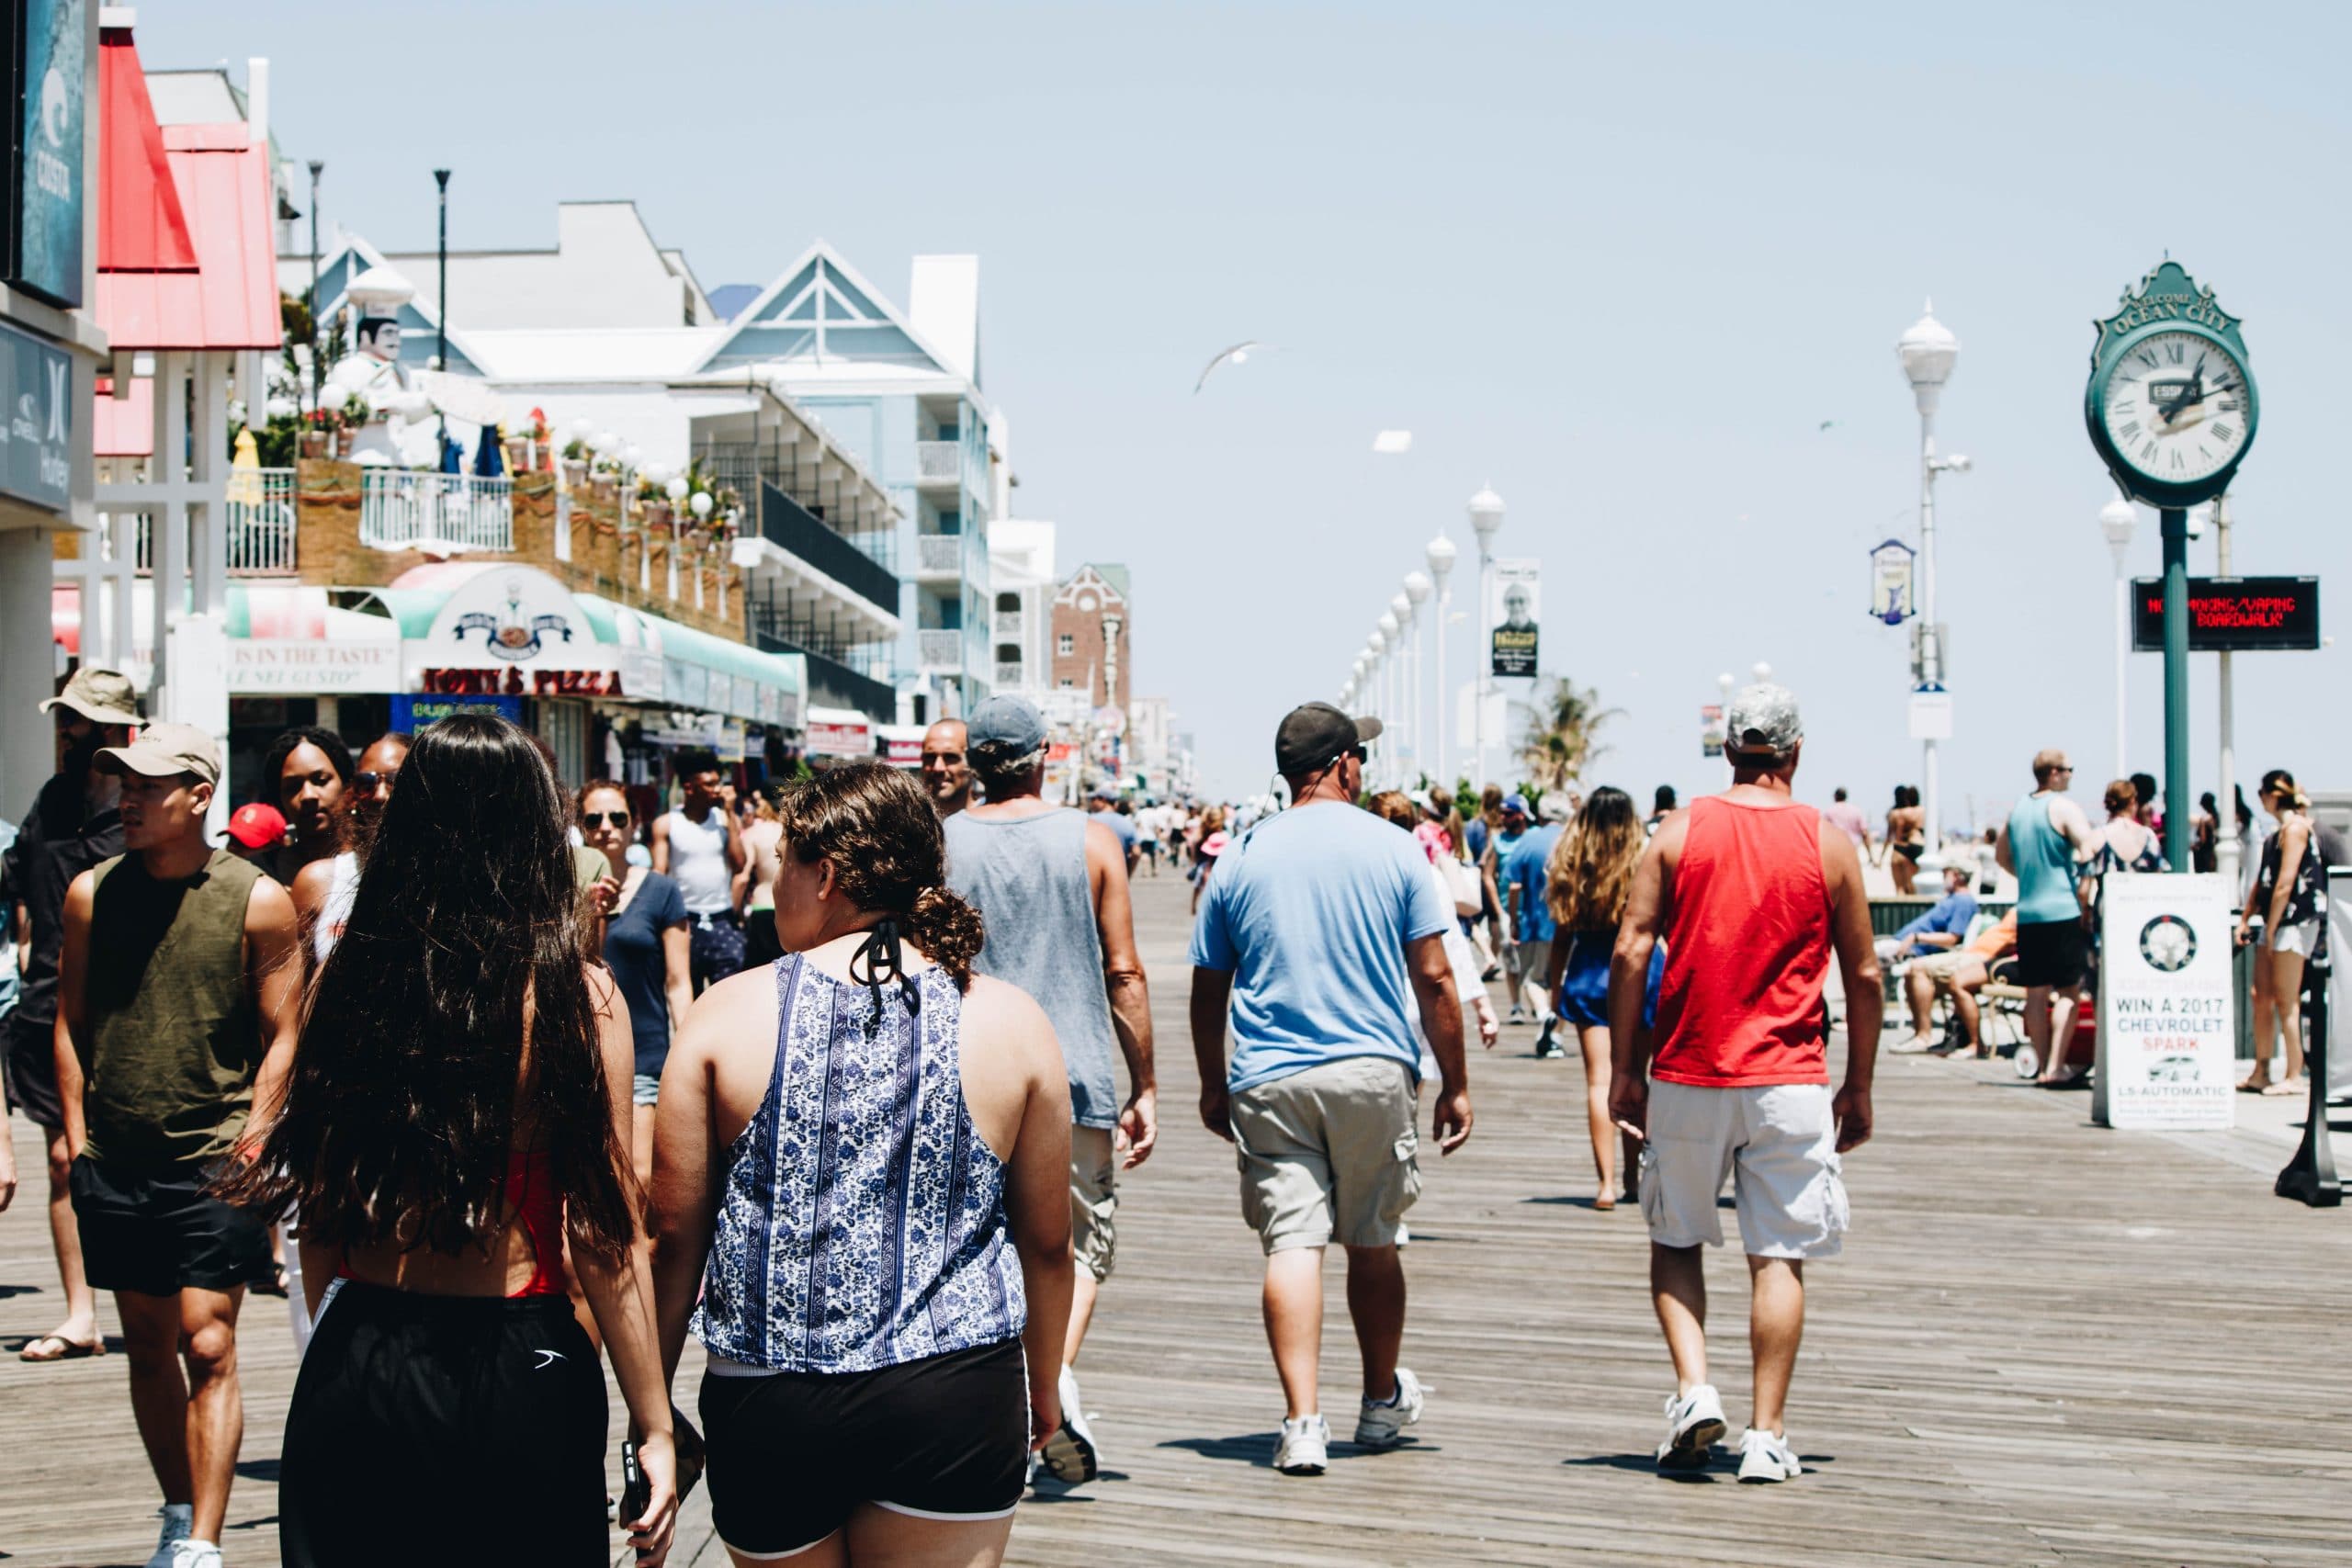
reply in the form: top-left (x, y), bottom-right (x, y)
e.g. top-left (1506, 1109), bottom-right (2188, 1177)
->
top-left (313, 852), bottom-right (360, 964)
top-left (667, 807), bottom-right (732, 915)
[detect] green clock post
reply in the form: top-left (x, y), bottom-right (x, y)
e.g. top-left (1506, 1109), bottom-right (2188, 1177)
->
top-left (2084, 262), bottom-right (2259, 871)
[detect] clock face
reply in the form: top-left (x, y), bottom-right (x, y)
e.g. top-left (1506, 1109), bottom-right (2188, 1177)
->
top-left (2099, 331), bottom-right (2249, 486)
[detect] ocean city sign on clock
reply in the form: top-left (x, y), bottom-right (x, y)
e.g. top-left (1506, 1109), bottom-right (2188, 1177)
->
top-left (2085, 260), bottom-right (2259, 511)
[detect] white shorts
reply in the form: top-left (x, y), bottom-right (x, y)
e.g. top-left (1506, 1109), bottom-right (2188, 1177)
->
top-left (2271, 919), bottom-right (2324, 959)
top-left (1639, 1081), bottom-right (1847, 1260)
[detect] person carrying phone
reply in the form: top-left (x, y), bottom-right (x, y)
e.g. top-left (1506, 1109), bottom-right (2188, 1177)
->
top-left (222, 716), bottom-right (679, 1567)
top-left (650, 764), bottom-right (1073, 1567)
top-left (1607, 683), bottom-right (1881, 1484)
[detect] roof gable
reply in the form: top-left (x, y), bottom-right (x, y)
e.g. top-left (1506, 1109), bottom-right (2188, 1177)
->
top-left (309, 232), bottom-right (484, 376)
top-left (1055, 564), bottom-right (1128, 608)
top-left (691, 241), bottom-right (970, 386)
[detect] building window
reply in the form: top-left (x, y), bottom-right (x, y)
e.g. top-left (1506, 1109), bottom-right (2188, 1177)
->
top-left (995, 592), bottom-right (1019, 613)
top-left (1057, 634), bottom-right (1074, 657)
top-left (1058, 678), bottom-right (1075, 689)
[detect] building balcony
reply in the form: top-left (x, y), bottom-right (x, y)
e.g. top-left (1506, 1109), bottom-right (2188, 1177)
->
top-left (918, 629), bottom-right (962, 671)
top-left (991, 610), bottom-right (1022, 638)
top-left (751, 615), bottom-right (896, 721)
top-left (914, 441), bottom-right (964, 489)
top-left (757, 482), bottom-right (899, 619)
top-left (132, 468), bottom-right (300, 575)
top-left (360, 471), bottom-right (514, 553)
top-left (994, 660), bottom-right (1023, 688)
top-left (914, 533), bottom-right (964, 581)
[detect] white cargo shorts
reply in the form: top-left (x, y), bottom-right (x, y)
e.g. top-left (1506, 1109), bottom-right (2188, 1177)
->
top-left (1639, 1080), bottom-right (1848, 1260)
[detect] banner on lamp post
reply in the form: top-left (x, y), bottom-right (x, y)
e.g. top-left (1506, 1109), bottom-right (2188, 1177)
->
top-left (1488, 558), bottom-right (1539, 679)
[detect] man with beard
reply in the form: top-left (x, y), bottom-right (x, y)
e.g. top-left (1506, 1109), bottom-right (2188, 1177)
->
top-left (3, 667), bottom-right (138, 1365)
top-left (288, 732), bottom-right (409, 969)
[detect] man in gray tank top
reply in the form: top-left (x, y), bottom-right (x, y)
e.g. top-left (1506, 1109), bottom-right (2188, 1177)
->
top-left (944, 695), bottom-right (1155, 1487)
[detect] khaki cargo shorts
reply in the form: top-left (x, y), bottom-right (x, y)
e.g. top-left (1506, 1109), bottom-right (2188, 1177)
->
top-left (1071, 1124), bottom-right (1117, 1282)
top-left (1231, 1055), bottom-right (1420, 1253)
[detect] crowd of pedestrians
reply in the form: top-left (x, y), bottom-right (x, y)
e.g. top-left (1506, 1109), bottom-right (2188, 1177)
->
top-left (2, 661), bottom-right (2331, 1563)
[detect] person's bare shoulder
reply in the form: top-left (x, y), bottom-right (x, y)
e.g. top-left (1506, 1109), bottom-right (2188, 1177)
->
top-left (288, 855), bottom-right (334, 914)
top-left (960, 974), bottom-right (1063, 1080)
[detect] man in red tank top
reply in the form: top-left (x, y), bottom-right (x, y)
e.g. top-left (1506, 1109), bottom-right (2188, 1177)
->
top-left (1607, 684), bottom-right (1881, 1483)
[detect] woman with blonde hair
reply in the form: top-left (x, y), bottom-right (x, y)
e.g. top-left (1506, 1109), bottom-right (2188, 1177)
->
top-left (1543, 786), bottom-right (1663, 1208)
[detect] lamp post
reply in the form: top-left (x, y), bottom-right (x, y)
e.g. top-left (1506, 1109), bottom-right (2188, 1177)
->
top-left (1425, 534), bottom-right (1456, 784)
top-left (1390, 591), bottom-right (1415, 784)
top-left (433, 168), bottom-right (451, 459)
top-left (1896, 300), bottom-right (1961, 868)
top-left (1467, 486), bottom-right (1505, 786)
top-left (1404, 570), bottom-right (1431, 785)
top-left (307, 160), bottom-right (324, 417)
top-left (2100, 491), bottom-right (2136, 781)
top-left (1377, 611), bottom-right (1401, 786)
top-left (2213, 491), bottom-right (2241, 893)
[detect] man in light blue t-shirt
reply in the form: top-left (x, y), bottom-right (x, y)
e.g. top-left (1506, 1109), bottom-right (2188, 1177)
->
top-left (1502, 795), bottom-right (1569, 1056)
top-left (1191, 702), bottom-right (1473, 1480)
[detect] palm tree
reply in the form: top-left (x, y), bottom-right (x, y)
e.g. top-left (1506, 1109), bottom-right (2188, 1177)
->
top-left (1518, 676), bottom-right (1620, 794)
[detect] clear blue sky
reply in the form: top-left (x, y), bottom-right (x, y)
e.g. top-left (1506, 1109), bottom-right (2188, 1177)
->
top-left (147, 2), bottom-right (2352, 819)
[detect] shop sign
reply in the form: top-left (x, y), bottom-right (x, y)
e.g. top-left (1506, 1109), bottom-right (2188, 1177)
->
top-left (232, 639), bottom-right (400, 694)
top-left (645, 712), bottom-right (722, 750)
top-left (808, 718), bottom-right (871, 758)
top-left (390, 693), bottom-right (524, 730)
top-left (883, 737), bottom-right (923, 767)
top-left (718, 719), bottom-right (747, 764)
top-left (422, 570), bottom-right (605, 670)
top-left (419, 666), bottom-right (632, 698)
top-left (7, 0), bottom-right (85, 308)
top-left (0, 318), bottom-right (72, 511)
top-left (2093, 872), bottom-right (2234, 1131)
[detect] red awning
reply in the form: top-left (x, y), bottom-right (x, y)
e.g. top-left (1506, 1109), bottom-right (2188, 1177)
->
top-left (96, 25), bottom-right (196, 272)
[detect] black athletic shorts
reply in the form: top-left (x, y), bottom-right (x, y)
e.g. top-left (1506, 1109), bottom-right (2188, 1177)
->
top-left (69, 1157), bottom-right (273, 1296)
top-left (280, 1281), bottom-right (607, 1567)
top-left (2013, 918), bottom-right (2088, 989)
top-left (698, 1337), bottom-right (1028, 1557)
top-left (3, 1011), bottom-right (63, 1130)
top-left (742, 908), bottom-right (784, 971)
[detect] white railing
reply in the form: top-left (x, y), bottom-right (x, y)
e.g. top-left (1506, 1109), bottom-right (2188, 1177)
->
top-left (360, 470), bottom-right (514, 553)
top-left (993, 661), bottom-right (1023, 688)
top-left (915, 441), bottom-right (962, 483)
top-left (991, 610), bottom-right (1022, 638)
top-left (918, 629), bottom-right (962, 669)
top-left (916, 533), bottom-right (962, 574)
top-left (225, 468), bottom-right (297, 573)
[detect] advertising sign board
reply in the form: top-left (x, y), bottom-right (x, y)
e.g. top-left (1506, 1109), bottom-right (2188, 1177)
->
top-left (1488, 558), bottom-right (1539, 679)
top-left (7, 0), bottom-right (85, 307)
top-left (2093, 872), bottom-right (2235, 1130)
top-left (390, 693), bottom-right (524, 731)
top-left (2130, 576), bottom-right (2319, 652)
top-left (0, 318), bottom-right (72, 511)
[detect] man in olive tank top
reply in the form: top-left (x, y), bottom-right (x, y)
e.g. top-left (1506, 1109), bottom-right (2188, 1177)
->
top-left (54, 723), bottom-right (301, 1568)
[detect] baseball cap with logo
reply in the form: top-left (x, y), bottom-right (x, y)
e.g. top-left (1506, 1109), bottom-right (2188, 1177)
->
top-left (965, 695), bottom-right (1048, 769)
top-left (223, 803), bottom-right (288, 850)
top-left (1724, 682), bottom-right (1804, 761)
top-left (1273, 703), bottom-right (1383, 777)
top-left (1502, 793), bottom-right (1531, 818)
top-left (95, 722), bottom-right (221, 788)
top-left (40, 666), bottom-right (142, 728)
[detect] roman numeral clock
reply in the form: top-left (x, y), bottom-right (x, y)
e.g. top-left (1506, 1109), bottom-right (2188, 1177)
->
top-left (2086, 260), bottom-right (2258, 509)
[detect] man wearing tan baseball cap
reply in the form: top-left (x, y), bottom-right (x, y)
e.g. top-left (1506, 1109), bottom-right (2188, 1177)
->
top-left (5, 668), bottom-right (140, 1369)
top-left (56, 717), bottom-right (301, 1566)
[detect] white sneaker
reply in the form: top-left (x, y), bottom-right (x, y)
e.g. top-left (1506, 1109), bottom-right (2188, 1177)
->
top-left (1272, 1414), bottom-right (1329, 1475)
top-left (1889, 1033), bottom-right (1937, 1055)
top-left (168, 1542), bottom-right (222, 1568)
top-left (1656, 1383), bottom-right (1727, 1471)
top-left (1353, 1366), bottom-right (1427, 1448)
top-left (1736, 1427), bottom-right (1802, 1483)
top-left (146, 1506), bottom-right (193, 1568)
top-left (1038, 1365), bottom-right (1101, 1483)
top-left (1508, 1005), bottom-right (1526, 1024)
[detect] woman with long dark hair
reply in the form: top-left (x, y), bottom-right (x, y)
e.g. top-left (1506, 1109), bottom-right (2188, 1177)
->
top-left (1543, 786), bottom-right (1661, 1208)
top-left (2237, 768), bottom-right (2324, 1096)
top-left (223, 716), bottom-right (677, 1566)
top-left (651, 763), bottom-right (1072, 1567)
top-left (580, 778), bottom-right (693, 1190)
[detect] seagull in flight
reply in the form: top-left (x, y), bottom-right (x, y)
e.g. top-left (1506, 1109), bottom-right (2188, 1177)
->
top-left (1194, 341), bottom-right (1264, 394)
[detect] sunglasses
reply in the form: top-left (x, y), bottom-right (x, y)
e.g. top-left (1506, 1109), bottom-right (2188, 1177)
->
top-left (355, 769), bottom-right (398, 792)
top-left (582, 810), bottom-right (631, 829)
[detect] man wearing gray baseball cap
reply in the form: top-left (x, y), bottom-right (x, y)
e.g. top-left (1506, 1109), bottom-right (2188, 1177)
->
top-left (1606, 682), bottom-right (1881, 1483)
top-left (944, 694), bottom-right (1156, 1485)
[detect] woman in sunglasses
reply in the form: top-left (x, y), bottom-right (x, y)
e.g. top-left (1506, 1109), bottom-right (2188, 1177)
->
top-left (582, 780), bottom-right (693, 1189)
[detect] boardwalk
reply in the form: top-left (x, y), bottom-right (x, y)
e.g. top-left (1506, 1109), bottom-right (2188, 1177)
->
top-left (5, 872), bottom-right (2349, 1566)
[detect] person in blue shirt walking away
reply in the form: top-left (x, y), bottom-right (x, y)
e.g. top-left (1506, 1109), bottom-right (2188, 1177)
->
top-left (1996, 749), bottom-right (2097, 1087)
top-left (1190, 704), bottom-right (1473, 1478)
top-left (1881, 863), bottom-right (1979, 1055)
top-left (1504, 795), bottom-right (1570, 1057)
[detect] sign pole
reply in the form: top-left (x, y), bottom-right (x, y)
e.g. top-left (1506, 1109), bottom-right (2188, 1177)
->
top-left (2161, 507), bottom-right (2191, 872)
top-left (2274, 964), bottom-right (2340, 1206)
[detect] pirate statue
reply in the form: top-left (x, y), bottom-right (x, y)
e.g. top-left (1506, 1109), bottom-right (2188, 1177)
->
top-left (323, 265), bottom-right (435, 465)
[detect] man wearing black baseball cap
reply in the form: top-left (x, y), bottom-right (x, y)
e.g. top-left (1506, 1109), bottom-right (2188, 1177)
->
top-left (1188, 701), bottom-right (1470, 1476)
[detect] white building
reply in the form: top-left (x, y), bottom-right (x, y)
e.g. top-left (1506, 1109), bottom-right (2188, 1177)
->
top-left (986, 519), bottom-right (1057, 700)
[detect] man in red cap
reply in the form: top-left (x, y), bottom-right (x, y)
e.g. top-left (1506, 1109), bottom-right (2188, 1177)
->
top-left (219, 804), bottom-right (287, 867)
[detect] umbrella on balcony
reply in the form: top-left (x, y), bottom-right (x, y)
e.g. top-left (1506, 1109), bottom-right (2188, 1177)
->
top-left (439, 432), bottom-right (463, 474)
top-left (473, 422), bottom-right (505, 478)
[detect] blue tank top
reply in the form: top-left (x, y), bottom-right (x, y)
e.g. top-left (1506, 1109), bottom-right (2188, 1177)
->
top-left (2007, 793), bottom-right (2079, 926)
top-left (692, 954), bottom-right (1025, 1372)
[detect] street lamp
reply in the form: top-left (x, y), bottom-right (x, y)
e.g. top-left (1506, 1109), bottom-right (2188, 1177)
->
top-left (1390, 591), bottom-right (1415, 784)
top-left (1467, 486), bottom-right (1505, 785)
top-left (2100, 491), bottom-right (2137, 780)
top-left (1896, 299), bottom-right (1961, 866)
top-left (1404, 570), bottom-right (1431, 788)
top-left (1424, 535), bottom-right (1456, 784)
top-left (1377, 611), bottom-right (1401, 784)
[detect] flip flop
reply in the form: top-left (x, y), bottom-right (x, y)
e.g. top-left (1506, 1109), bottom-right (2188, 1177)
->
top-left (2236, 1076), bottom-right (2273, 1094)
top-left (1593, 1196), bottom-right (1616, 1212)
top-left (18, 1332), bottom-right (104, 1363)
top-left (2261, 1080), bottom-right (2306, 1098)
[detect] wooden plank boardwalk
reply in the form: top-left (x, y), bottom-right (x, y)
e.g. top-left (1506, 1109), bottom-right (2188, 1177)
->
top-left (5, 872), bottom-right (2349, 1565)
